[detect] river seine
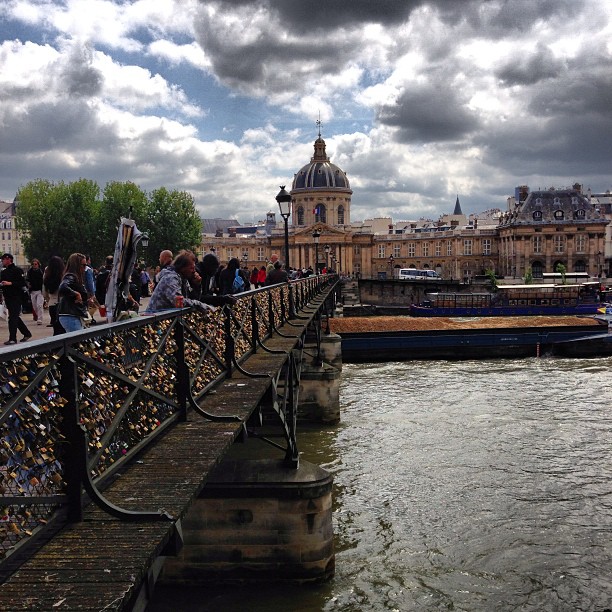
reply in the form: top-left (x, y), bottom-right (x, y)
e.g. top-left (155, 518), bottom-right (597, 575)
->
top-left (151, 356), bottom-right (612, 611)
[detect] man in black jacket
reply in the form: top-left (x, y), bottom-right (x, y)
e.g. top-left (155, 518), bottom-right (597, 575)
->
top-left (1, 253), bottom-right (31, 344)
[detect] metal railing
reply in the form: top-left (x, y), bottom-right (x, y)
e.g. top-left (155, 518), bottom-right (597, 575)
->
top-left (0, 275), bottom-right (336, 565)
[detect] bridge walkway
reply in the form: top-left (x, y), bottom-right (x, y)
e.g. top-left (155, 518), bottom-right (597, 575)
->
top-left (0, 283), bottom-right (332, 611)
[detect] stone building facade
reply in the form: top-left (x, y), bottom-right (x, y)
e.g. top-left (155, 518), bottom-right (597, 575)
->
top-left (205, 135), bottom-right (610, 281)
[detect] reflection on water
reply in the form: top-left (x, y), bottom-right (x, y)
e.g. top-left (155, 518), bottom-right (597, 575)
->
top-left (150, 357), bottom-right (612, 611)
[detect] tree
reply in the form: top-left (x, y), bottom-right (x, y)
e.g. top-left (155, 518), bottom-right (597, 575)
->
top-left (16, 179), bottom-right (100, 265)
top-left (523, 266), bottom-right (533, 284)
top-left (95, 182), bottom-right (148, 267)
top-left (485, 268), bottom-right (498, 291)
top-left (144, 188), bottom-right (202, 266)
top-left (555, 262), bottom-right (567, 284)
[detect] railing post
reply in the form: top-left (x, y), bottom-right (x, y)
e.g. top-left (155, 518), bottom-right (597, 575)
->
top-left (174, 318), bottom-right (189, 422)
top-left (57, 352), bottom-right (83, 522)
top-left (224, 307), bottom-right (234, 378)
top-left (268, 290), bottom-right (275, 335)
top-left (251, 296), bottom-right (259, 353)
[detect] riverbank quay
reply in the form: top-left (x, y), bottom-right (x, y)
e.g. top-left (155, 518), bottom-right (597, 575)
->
top-left (329, 316), bottom-right (612, 362)
top-left (0, 277), bottom-right (339, 611)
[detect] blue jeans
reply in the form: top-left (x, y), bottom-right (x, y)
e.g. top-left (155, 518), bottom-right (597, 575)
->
top-left (58, 315), bottom-right (83, 333)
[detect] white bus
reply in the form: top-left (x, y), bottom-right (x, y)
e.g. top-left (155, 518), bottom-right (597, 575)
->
top-left (397, 268), bottom-right (441, 280)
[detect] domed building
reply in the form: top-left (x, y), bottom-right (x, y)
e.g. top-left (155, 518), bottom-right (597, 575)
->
top-left (290, 134), bottom-right (352, 227)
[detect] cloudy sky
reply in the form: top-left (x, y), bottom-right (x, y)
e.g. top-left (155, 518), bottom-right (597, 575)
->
top-left (1, 0), bottom-right (611, 224)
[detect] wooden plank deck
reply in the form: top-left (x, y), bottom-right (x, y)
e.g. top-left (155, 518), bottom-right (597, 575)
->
top-left (0, 296), bottom-right (326, 611)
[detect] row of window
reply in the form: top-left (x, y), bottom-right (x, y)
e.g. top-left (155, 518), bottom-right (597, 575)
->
top-left (295, 204), bottom-right (345, 225)
top-left (502, 235), bottom-right (589, 255)
top-left (375, 239), bottom-right (493, 258)
top-left (533, 209), bottom-right (586, 221)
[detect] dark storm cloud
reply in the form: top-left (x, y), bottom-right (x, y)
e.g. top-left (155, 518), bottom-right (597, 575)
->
top-left (496, 43), bottom-right (565, 86)
top-left (0, 101), bottom-right (107, 154)
top-left (458, 0), bottom-right (585, 33)
top-left (59, 44), bottom-right (103, 97)
top-left (377, 87), bottom-right (480, 143)
top-left (201, 0), bottom-right (471, 31)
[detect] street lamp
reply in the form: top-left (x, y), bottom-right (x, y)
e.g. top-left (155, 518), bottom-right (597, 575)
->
top-left (276, 186), bottom-right (292, 271)
top-left (312, 227), bottom-right (321, 274)
top-left (242, 250), bottom-right (248, 267)
top-left (388, 255), bottom-right (394, 279)
top-left (324, 244), bottom-right (331, 271)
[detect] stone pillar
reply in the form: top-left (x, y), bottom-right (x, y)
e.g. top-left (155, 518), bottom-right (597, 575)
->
top-left (299, 333), bottom-right (342, 424)
top-left (160, 458), bottom-right (334, 585)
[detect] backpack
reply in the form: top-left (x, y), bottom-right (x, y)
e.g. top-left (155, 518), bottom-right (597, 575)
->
top-left (232, 269), bottom-right (245, 293)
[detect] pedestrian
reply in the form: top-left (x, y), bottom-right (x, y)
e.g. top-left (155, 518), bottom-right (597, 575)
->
top-left (1, 253), bottom-right (32, 345)
top-left (250, 266), bottom-right (259, 288)
top-left (140, 267), bottom-right (151, 297)
top-left (57, 253), bottom-right (89, 333)
top-left (145, 250), bottom-right (214, 313)
top-left (155, 250), bottom-right (173, 287)
top-left (195, 253), bottom-right (237, 307)
top-left (266, 253), bottom-right (279, 276)
top-left (257, 265), bottom-right (267, 287)
top-left (43, 255), bottom-right (65, 333)
top-left (265, 260), bottom-right (289, 285)
top-left (26, 258), bottom-right (44, 325)
top-left (84, 255), bottom-right (98, 322)
top-left (95, 256), bottom-right (113, 307)
top-left (218, 258), bottom-right (248, 295)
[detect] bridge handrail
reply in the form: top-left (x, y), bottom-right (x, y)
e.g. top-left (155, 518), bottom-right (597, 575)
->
top-left (0, 274), bottom-right (336, 565)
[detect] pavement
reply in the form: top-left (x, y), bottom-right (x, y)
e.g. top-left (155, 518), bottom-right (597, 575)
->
top-left (0, 297), bottom-right (151, 353)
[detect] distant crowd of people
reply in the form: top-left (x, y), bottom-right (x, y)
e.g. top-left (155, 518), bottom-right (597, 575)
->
top-left (0, 248), bottom-right (312, 344)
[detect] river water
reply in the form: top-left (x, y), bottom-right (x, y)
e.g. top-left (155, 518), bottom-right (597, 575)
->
top-left (151, 357), bottom-right (612, 611)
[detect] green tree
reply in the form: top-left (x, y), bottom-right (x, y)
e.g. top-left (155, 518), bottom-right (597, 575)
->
top-left (144, 188), bottom-right (202, 266)
top-left (523, 267), bottom-right (533, 284)
top-left (485, 268), bottom-right (498, 291)
top-left (16, 179), bottom-right (100, 264)
top-left (95, 182), bottom-right (147, 267)
top-left (555, 262), bottom-right (567, 284)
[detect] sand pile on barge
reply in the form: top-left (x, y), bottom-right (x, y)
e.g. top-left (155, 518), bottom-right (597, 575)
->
top-left (329, 316), bottom-right (601, 334)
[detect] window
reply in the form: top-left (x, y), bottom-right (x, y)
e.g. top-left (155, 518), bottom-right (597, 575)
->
top-left (553, 235), bottom-right (565, 253)
top-left (353, 244), bottom-right (361, 255)
top-left (574, 209), bottom-right (585, 219)
top-left (422, 243), bottom-right (429, 257)
top-left (533, 235), bottom-right (543, 254)
top-left (408, 243), bottom-right (415, 257)
top-left (447, 242), bottom-right (452, 256)
top-left (297, 206), bottom-right (304, 225)
top-left (482, 239), bottom-right (491, 255)
top-left (257, 247), bottom-right (265, 261)
top-left (463, 239), bottom-right (472, 255)
top-left (435, 242), bottom-right (442, 256)
top-left (377, 244), bottom-right (385, 258)
top-left (226, 247), bottom-right (234, 259)
top-left (315, 203), bottom-right (326, 223)
top-left (533, 211), bottom-right (542, 221)
top-left (554, 209), bottom-right (564, 220)
top-left (393, 244), bottom-right (401, 258)
top-left (337, 205), bottom-right (345, 224)
top-left (575, 234), bottom-right (586, 253)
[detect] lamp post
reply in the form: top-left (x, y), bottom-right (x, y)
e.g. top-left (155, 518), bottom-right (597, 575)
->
top-left (276, 186), bottom-right (292, 271)
top-left (324, 244), bottom-right (331, 272)
top-left (312, 227), bottom-right (321, 274)
top-left (388, 255), bottom-right (394, 279)
top-left (242, 250), bottom-right (248, 268)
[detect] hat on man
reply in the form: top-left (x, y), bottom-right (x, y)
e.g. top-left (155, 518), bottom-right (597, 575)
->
top-left (1, 253), bottom-right (13, 261)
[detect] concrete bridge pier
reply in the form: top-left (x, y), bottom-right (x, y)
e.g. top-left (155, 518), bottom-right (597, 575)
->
top-left (299, 332), bottom-right (342, 424)
top-left (159, 458), bottom-right (334, 585)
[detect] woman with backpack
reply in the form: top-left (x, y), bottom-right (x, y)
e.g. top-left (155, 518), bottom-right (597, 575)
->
top-left (218, 258), bottom-right (249, 295)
